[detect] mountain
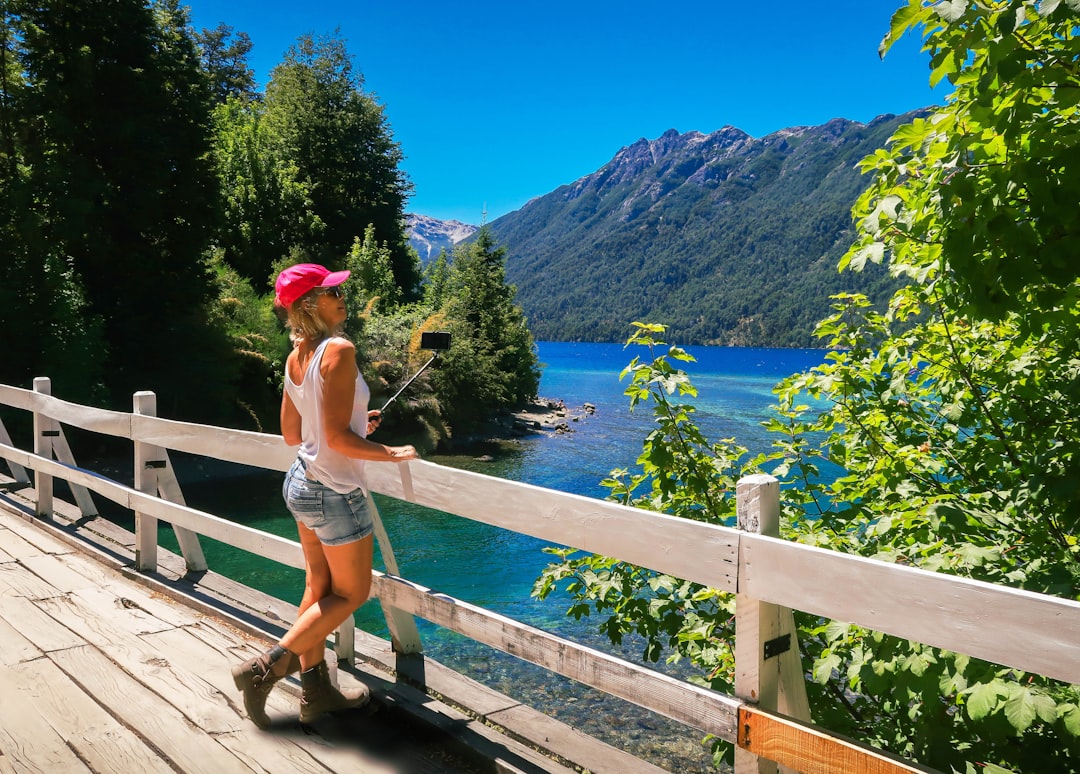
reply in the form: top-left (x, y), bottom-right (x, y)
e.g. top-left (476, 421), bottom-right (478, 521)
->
top-left (406, 213), bottom-right (477, 263)
top-left (485, 112), bottom-right (922, 347)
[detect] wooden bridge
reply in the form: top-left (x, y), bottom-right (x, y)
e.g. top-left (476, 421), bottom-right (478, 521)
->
top-left (1, 377), bottom-right (1078, 773)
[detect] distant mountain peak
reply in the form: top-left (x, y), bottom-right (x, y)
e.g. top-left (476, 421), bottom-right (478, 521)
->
top-left (488, 111), bottom-right (923, 347)
top-left (406, 214), bottom-right (477, 262)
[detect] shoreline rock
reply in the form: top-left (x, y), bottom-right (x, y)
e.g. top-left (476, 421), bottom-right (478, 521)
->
top-left (435, 397), bottom-right (594, 457)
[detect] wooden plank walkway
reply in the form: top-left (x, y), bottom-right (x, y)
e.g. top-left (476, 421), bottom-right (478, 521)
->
top-left (0, 501), bottom-right (620, 774)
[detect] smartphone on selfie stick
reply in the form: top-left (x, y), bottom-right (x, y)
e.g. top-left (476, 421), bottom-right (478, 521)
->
top-left (379, 331), bottom-right (451, 412)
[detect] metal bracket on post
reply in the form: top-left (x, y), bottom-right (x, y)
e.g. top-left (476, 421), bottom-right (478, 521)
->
top-left (764, 634), bottom-right (791, 661)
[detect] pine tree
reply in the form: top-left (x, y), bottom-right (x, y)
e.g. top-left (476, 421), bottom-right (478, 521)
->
top-left (438, 227), bottom-right (540, 423)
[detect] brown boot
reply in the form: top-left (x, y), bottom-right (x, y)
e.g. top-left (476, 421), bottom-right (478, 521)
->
top-left (231, 646), bottom-right (301, 729)
top-left (299, 660), bottom-right (369, 723)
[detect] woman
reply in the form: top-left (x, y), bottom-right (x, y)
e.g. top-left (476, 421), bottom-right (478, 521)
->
top-left (233, 263), bottom-right (418, 728)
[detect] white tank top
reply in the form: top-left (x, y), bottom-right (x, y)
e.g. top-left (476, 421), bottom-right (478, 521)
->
top-left (284, 337), bottom-right (370, 494)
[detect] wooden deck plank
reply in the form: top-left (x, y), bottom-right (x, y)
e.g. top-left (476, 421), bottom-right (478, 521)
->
top-left (0, 661), bottom-right (93, 773)
top-left (98, 574), bottom-right (206, 628)
top-left (0, 613), bottom-right (43, 666)
top-left (0, 527), bottom-right (49, 562)
top-left (36, 592), bottom-right (244, 735)
top-left (0, 510), bottom-right (74, 555)
top-left (0, 591), bottom-right (86, 652)
top-left (0, 561), bottom-right (57, 599)
top-left (66, 583), bottom-right (180, 637)
top-left (30, 545), bottom-right (116, 588)
top-left (20, 551), bottom-right (107, 595)
top-left (48, 644), bottom-right (255, 774)
top-left (10, 656), bottom-right (176, 774)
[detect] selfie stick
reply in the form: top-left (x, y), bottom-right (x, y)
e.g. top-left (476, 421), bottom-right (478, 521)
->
top-left (379, 352), bottom-right (441, 412)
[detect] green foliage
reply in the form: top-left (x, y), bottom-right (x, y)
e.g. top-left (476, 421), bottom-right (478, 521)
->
top-left (344, 224), bottom-right (403, 313)
top-left (210, 97), bottom-right (324, 290)
top-left (1, 0), bottom-right (235, 419)
top-left (535, 4), bottom-right (1080, 770)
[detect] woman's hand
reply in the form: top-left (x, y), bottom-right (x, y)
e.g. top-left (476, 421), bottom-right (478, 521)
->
top-left (387, 445), bottom-right (418, 462)
top-left (366, 410), bottom-right (382, 435)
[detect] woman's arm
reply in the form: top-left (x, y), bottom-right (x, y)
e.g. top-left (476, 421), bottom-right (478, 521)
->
top-left (321, 339), bottom-right (417, 462)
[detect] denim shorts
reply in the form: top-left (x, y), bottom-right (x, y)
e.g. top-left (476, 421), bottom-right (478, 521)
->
top-left (282, 458), bottom-right (373, 546)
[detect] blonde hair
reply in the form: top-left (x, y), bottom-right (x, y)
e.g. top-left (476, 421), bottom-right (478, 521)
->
top-left (279, 290), bottom-right (344, 346)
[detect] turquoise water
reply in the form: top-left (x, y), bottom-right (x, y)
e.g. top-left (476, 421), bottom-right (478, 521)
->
top-left (171, 341), bottom-right (827, 772)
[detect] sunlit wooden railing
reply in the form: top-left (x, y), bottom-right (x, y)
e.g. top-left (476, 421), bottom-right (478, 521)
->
top-left (2, 376), bottom-right (1078, 774)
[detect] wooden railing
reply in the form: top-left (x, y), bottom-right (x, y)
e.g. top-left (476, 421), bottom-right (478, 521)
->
top-left (2, 377), bottom-right (1078, 774)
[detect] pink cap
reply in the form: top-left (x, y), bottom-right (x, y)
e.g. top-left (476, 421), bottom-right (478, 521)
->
top-left (274, 263), bottom-right (350, 307)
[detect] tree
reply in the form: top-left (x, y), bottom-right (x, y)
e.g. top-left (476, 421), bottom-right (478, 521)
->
top-left (343, 223), bottom-right (402, 313)
top-left (262, 31), bottom-right (419, 296)
top-left (2, 0), bottom-right (230, 414)
top-left (437, 227), bottom-right (540, 426)
top-left (536, 3), bottom-right (1080, 771)
top-left (210, 96), bottom-right (324, 289)
top-left (422, 248), bottom-right (451, 310)
top-left (195, 22), bottom-right (256, 105)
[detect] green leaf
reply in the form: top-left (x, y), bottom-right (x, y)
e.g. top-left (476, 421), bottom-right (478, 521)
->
top-left (1004, 685), bottom-right (1037, 732)
top-left (934, 0), bottom-right (968, 23)
top-left (824, 620), bottom-right (851, 642)
top-left (1061, 703), bottom-right (1080, 736)
top-left (813, 653), bottom-right (842, 684)
top-left (965, 680), bottom-right (1001, 721)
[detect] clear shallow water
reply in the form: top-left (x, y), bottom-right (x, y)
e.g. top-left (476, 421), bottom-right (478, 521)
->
top-left (169, 341), bottom-right (827, 772)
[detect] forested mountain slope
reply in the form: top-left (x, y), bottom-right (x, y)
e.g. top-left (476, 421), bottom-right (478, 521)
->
top-left (488, 111), bottom-right (923, 347)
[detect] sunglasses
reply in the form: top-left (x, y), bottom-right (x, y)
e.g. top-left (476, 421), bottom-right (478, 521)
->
top-left (318, 286), bottom-right (346, 299)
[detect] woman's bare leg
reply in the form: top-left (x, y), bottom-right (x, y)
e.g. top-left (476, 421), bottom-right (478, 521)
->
top-left (280, 532), bottom-right (373, 665)
top-left (292, 523), bottom-right (333, 669)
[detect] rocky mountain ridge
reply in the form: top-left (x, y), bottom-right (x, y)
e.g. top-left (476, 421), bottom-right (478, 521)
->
top-left (483, 111), bottom-right (923, 346)
top-left (406, 111), bottom-right (926, 346)
top-left (406, 213), bottom-right (477, 262)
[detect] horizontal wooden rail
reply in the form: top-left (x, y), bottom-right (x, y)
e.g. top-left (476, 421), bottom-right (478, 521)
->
top-left (0, 384), bottom-right (739, 594)
top-left (0, 383), bottom-right (132, 437)
top-left (5, 388), bottom-right (1079, 688)
top-left (372, 570), bottom-right (741, 742)
top-left (740, 533), bottom-right (1080, 686)
top-left (0, 441), bottom-right (303, 569)
top-left (738, 706), bottom-right (938, 774)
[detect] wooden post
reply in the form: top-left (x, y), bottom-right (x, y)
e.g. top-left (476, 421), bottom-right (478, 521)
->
top-left (735, 474), bottom-right (811, 774)
top-left (133, 391), bottom-right (160, 571)
top-left (32, 377), bottom-right (54, 518)
top-left (132, 391), bottom-right (207, 573)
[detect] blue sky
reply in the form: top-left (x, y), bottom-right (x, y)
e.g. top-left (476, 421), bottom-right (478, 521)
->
top-left (185, 1), bottom-right (942, 224)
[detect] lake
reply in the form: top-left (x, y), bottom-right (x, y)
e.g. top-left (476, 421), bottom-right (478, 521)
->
top-left (173, 340), bottom-right (828, 772)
